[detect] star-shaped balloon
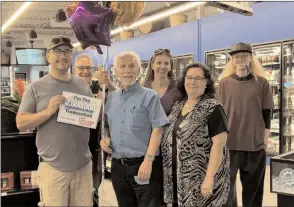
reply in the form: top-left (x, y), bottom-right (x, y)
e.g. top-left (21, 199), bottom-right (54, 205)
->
top-left (66, 2), bottom-right (113, 54)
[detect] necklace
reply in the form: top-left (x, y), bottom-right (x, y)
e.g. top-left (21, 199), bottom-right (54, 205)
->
top-left (184, 99), bottom-right (199, 109)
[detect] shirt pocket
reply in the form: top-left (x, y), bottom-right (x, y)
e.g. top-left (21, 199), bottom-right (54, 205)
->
top-left (130, 108), bottom-right (150, 130)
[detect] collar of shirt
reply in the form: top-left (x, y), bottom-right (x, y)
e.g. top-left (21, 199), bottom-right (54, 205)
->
top-left (231, 73), bottom-right (253, 81)
top-left (120, 81), bottom-right (141, 95)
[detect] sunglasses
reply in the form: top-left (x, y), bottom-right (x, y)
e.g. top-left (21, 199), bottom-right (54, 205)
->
top-left (153, 48), bottom-right (171, 55)
top-left (50, 37), bottom-right (71, 45)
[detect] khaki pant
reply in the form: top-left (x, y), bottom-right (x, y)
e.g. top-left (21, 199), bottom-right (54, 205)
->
top-left (37, 161), bottom-right (93, 207)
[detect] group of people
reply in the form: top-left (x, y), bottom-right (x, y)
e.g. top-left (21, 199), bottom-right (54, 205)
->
top-left (16, 35), bottom-right (274, 207)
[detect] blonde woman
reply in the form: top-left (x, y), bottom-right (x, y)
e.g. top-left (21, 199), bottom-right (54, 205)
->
top-left (217, 42), bottom-right (274, 207)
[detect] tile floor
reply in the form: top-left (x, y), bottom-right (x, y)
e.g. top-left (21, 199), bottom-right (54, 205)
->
top-left (98, 166), bottom-right (277, 206)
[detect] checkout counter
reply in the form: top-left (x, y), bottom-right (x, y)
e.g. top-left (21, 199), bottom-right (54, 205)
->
top-left (270, 151), bottom-right (294, 207)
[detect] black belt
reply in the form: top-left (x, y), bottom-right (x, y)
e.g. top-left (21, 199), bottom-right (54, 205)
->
top-left (112, 157), bottom-right (144, 165)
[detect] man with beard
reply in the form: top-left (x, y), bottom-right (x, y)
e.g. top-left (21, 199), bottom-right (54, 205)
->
top-left (16, 36), bottom-right (94, 206)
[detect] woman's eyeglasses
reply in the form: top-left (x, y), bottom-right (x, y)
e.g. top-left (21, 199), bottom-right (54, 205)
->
top-left (185, 76), bottom-right (206, 82)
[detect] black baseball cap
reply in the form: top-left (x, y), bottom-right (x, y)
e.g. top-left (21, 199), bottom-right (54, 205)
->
top-left (47, 35), bottom-right (73, 50)
top-left (229, 42), bottom-right (253, 56)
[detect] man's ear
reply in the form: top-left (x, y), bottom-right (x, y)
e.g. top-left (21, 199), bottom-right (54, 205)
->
top-left (46, 51), bottom-right (51, 64)
top-left (72, 66), bottom-right (77, 74)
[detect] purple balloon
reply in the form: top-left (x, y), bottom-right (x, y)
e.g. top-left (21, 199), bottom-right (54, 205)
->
top-left (68, 2), bottom-right (113, 54)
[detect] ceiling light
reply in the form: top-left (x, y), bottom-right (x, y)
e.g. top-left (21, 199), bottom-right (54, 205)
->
top-left (73, 2), bottom-right (205, 48)
top-left (1, 2), bottom-right (33, 33)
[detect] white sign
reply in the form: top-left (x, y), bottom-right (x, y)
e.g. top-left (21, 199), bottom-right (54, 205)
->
top-left (57, 91), bottom-right (102, 129)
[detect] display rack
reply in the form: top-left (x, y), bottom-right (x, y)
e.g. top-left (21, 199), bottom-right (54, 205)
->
top-left (1, 132), bottom-right (39, 206)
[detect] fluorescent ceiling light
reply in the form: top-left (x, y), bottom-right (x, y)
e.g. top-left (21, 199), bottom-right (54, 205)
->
top-left (73, 1), bottom-right (205, 48)
top-left (1, 2), bottom-right (33, 33)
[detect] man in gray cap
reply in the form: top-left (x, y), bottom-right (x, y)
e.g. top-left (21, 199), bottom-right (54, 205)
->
top-left (16, 35), bottom-right (94, 206)
top-left (217, 42), bottom-right (274, 207)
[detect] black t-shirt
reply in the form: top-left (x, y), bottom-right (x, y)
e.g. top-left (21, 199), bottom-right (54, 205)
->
top-left (207, 105), bottom-right (229, 137)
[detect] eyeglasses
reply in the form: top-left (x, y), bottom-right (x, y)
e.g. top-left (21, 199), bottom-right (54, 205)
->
top-left (153, 48), bottom-right (171, 55)
top-left (50, 49), bottom-right (73, 56)
top-left (76, 66), bottom-right (95, 71)
top-left (232, 54), bottom-right (250, 60)
top-left (51, 37), bottom-right (71, 45)
top-left (185, 76), bottom-right (206, 82)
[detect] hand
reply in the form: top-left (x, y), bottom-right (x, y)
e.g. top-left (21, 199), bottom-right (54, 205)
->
top-left (100, 136), bottom-right (112, 154)
top-left (65, 2), bottom-right (78, 18)
top-left (95, 91), bottom-right (103, 100)
top-left (93, 70), bottom-right (111, 86)
top-left (138, 159), bottom-right (153, 181)
top-left (201, 176), bottom-right (214, 199)
top-left (46, 95), bottom-right (66, 117)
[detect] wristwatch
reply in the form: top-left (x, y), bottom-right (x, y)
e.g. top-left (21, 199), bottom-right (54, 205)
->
top-left (145, 154), bottom-right (155, 162)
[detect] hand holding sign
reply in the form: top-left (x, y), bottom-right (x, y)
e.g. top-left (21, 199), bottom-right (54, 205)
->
top-left (46, 95), bottom-right (66, 116)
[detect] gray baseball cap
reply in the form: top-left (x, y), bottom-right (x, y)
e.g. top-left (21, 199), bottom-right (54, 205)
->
top-left (229, 42), bottom-right (253, 56)
top-left (47, 35), bottom-right (73, 50)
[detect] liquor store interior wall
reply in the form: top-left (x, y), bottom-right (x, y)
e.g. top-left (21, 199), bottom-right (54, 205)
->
top-left (103, 1), bottom-right (294, 65)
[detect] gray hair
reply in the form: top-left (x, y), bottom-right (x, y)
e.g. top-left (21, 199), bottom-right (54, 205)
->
top-left (113, 51), bottom-right (141, 69)
top-left (74, 54), bottom-right (93, 66)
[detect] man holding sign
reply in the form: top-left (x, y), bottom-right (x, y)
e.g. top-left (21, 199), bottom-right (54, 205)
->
top-left (16, 36), bottom-right (94, 206)
top-left (100, 51), bottom-right (169, 207)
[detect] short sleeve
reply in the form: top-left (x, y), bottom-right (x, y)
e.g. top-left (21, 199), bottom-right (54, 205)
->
top-left (146, 93), bottom-right (170, 129)
top-left (215, 81), bottom-right (224, 105)
top-left (207, 105), bottom-right (228, 137)
top-left (262, 80), bottom-right (274, 109)
top-left (18, 84), bottom-right (36, 113)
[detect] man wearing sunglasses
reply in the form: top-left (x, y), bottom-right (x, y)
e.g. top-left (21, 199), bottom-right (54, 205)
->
top-left (73, 54), bottom-right (103, 207)
top-left (16, 35), bottom-right (94, 206)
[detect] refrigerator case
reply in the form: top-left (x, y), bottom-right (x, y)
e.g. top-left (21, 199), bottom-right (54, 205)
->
top-left (282, 41), bottom-right (294, 153)
top-left (205, 50), bottom-right (228, 85)
top-left (253, 43), bottom-right (282, 156)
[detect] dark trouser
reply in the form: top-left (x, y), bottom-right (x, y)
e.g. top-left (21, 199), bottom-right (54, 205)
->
top-left (92, 149), bottom-right (103, 207)
top-left (224, 149), bottom-right (266, 207)
top-left (111, 156), bottom-right (161, 207)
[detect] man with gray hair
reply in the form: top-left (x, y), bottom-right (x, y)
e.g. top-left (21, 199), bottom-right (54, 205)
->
top-left (100, 51), bottom-right (169, 207)
top-left (73, 53), bottom-right (102, 207)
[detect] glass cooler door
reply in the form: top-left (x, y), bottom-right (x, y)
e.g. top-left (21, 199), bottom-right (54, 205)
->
top-left (253, 43), bottom-right (282, 156)
top-left (205, 50), bottom-right (228, 85)
top-left (282, 41), bottom-right (294, 153)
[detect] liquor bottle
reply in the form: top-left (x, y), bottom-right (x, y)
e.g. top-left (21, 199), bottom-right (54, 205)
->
top-left (288, 97), bottom-right (293, 110)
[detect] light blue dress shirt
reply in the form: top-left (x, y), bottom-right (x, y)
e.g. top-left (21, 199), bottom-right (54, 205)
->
top-left (105, 82), bottom-right (170, 159)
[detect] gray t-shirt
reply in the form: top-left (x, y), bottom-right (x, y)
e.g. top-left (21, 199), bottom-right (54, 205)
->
top-left (19, 74), bottom-right (93, 172)
top-left (216, 75), bottom-right (274, 151)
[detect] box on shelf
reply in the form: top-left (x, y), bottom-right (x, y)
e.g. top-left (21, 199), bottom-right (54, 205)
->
top-left (20, 171), bottom-right (38, 189)
top-left (1, 172), bottom-right (14, 191)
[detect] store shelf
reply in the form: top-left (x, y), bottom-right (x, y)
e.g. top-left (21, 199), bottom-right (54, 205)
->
top-left (1, 187), bottom-right (39, 197)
